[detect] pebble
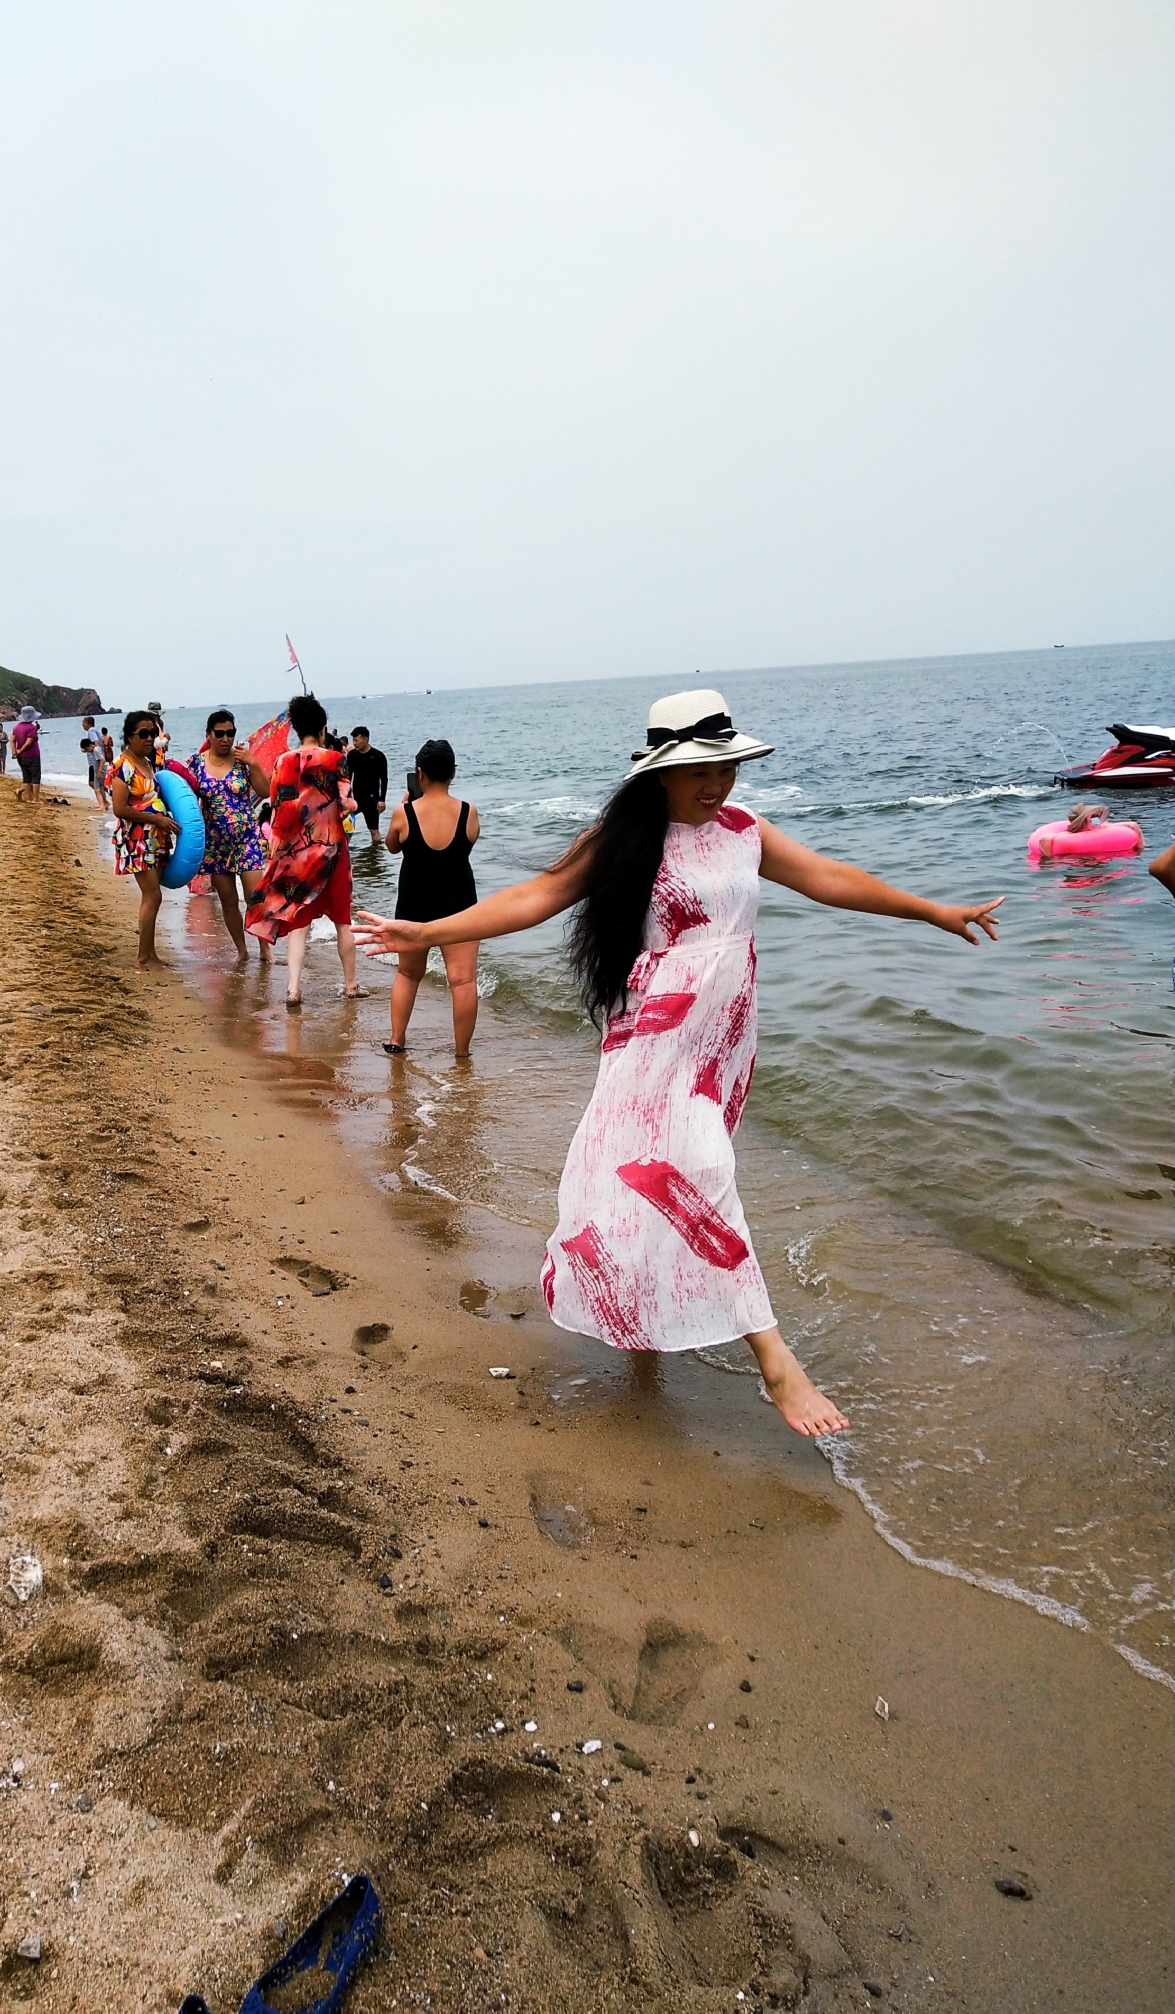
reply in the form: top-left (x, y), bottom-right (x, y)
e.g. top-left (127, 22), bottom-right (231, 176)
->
top-left (566, 1678), bottom-right (585, 1693)
top-left (75, 1793), bottom-right (93, 1812)
top-left (739, 1678), bottom-right (753, 1692)
top-left (734, 1713), bottom-right (750, 1729)
top-left (994, 1878), bottom-right (1033, 1900)
top-left (17, 1935), bottom-right (42, 1962)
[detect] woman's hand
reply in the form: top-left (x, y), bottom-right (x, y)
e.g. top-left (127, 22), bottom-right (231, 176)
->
top-left (354, 912), bottom-right (426, 957)
top-left (929, 897), bottom-right (1003, 944)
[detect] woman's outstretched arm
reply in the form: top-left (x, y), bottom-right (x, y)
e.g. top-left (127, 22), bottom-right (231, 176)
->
top-left (354, 844), bottom-right (592, 956)
top-left (757, 817), bottom-right (1002, 944)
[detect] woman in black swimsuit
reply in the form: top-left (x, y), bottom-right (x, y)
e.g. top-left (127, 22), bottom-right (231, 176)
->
top-left (384, 738), bottom-right (481, 1057)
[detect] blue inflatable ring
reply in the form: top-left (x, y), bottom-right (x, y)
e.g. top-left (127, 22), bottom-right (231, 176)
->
top-left (156, 767), bottom-right (206, 888)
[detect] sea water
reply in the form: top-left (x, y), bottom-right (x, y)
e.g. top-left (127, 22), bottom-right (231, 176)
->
top-left (53, 640), bottom-right (1173, 1682)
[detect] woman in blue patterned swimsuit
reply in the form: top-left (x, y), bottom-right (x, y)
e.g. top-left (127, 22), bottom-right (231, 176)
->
top-left (189, 709), bottom-right (273, 961)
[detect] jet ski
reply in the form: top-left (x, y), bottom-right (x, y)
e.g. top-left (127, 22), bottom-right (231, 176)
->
top-left (1054, 723), bottom-right (1175, 789)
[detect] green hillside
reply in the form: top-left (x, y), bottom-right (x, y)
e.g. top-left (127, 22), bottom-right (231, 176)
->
top-left (0, 664), bottom-right (107, 718)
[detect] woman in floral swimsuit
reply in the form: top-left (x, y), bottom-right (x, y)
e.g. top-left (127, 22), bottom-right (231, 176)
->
top-left (189, 709), bottom-right (273, 961)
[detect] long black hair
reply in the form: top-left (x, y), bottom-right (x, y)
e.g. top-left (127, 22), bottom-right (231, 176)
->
top-left (565, 772), bottom-right (669, 1026)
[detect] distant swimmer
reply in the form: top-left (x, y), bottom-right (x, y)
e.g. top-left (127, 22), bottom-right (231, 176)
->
top-left (382, 738), bottom-right (480, 1058)
top-left (356, 688), bottom-right (1002, 1441)
top-left (1034, 801), bottom-right (1143, 860)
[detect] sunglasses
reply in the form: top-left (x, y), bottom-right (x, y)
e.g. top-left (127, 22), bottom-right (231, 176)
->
top-left (210, 725), bottom-right (235, 736)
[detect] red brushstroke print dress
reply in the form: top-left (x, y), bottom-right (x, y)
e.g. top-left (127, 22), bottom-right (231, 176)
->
top-left (543, 804), bottom-right (773, 1351)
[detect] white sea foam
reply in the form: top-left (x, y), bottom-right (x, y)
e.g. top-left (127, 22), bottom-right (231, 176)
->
top-left (1113, 1643), bottom-right (1175, 1691)
top-left (400, 1162), bottom-right (457, 1202)
top-left (906, 783), bottom-right (1058, 807)
top-left (821, 1441), bottom-right (1094, 1633)
top-left (787, 781), bottom-right (1058, 817)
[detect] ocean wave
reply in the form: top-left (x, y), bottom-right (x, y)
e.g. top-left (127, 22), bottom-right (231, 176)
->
top-left (821, 1441), bottom-right (1096, 1634)
top-left (785, 781), bottom-right (1059, 817)
top-left (400, 1161), bottom-right (458, 1202)
top-left (485, 795), bottom-right (599, 823)
top-left (734, 783), bottom-right (804, 811)
top-left (1113, 1643), bottom-right (1175, 1691)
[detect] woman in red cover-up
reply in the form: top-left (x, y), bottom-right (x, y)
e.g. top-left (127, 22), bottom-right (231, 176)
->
top-left (245, 693), bottom-right (367, 1009)
top-left (353, 689), bottom-right (1002, 1441)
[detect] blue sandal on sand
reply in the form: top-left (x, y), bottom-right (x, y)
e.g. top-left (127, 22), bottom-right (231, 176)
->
top-left (178, 1874), bottom-right (381, 2014)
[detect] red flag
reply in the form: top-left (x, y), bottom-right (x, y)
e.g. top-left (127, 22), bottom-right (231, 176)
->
top-left (286, 633), bottom-right (299, 669)
top-left (246, 710), bottom-right (291, 785)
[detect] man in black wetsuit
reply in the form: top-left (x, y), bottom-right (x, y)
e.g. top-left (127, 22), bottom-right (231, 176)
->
top-left (346, 727), bottom-right (388, 835)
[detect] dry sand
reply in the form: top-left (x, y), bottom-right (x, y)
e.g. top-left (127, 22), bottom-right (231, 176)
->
top-left (0, 779), bottom-right (1170, 2014)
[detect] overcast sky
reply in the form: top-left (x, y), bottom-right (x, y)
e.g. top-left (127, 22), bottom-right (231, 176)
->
top-left (1, 1), bottom-right (1170, 705)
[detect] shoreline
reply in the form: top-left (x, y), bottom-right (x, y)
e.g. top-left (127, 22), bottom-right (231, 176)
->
top-left (1, 779), bottom-right (1170, 2012)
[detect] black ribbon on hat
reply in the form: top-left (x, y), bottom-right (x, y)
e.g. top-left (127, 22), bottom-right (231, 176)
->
top-left (645, 710), bottom-right (737, 750)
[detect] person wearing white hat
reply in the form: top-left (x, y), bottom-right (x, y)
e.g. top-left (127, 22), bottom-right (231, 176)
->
top-left (355, 689), bottom-right (1001, 1440)
top-left (12, 705), bottom-right (42, 804)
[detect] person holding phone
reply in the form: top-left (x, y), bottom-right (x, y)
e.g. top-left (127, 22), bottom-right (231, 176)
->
top-left (382, 738), bottom-right (480, 1057)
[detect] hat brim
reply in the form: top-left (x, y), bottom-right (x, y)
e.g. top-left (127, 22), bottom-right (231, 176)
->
top-left (628, 734), bottom-right (774, 777)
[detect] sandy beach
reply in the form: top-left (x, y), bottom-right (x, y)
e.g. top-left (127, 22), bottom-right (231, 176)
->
top-left (1, 779), bottom-right (1170, 2014)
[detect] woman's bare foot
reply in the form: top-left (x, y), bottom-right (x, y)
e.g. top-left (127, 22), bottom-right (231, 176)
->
top-left (137, 955), bottom-right (169, 972)
top-left (746, 1326), bottom-right (850, 1437)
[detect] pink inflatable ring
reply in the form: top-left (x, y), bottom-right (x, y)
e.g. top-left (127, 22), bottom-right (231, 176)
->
top-left (1027, 817), bottom-right (1143, 862)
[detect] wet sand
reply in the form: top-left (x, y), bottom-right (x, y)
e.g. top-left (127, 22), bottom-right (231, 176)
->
top-left (1, 779), bottom-right (1170, 2013)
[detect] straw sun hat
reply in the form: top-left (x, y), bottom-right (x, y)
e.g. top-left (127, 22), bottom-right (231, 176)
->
top-left (628, 689), bottom-right (774, 777)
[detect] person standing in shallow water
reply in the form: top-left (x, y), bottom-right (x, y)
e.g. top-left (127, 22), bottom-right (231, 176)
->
top-left (356, 690), bottom-right (1002, 1439)
top-left (245, 693), bottom-right (367, 1008)
top-left (382, 738), bottom-right (480, 1058)
top-left (346, 728), bottom-right (388, 837)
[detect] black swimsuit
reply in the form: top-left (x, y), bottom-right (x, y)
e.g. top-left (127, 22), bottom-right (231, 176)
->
top-left (394, 799), bottom-right (477, 924)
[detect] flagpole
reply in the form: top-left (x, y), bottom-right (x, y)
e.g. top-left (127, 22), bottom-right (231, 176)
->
top-left (285, 633), bottom-right (308, 695)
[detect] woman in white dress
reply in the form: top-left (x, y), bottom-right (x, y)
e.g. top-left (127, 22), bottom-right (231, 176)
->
top-left (355, 691), bottom-right (1002, 1438)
